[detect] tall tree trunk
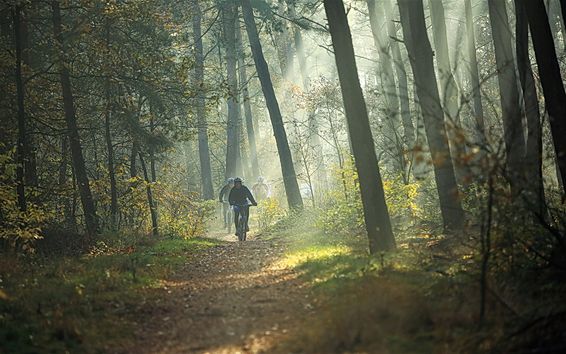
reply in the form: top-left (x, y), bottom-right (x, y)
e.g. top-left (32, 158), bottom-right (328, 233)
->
top-left (192, 0), bottom-right (214, 199)
top-left (149, 113), bottom-right (157, 183)
top-left (241, 0), bottom-right (303, 209)
top-left (560, 0), bottom-right (566, 34)
top-left (104, 19), bottom-right (118, 230)
top-left (139, 153), bottom-right (158, 237)
top-left (12, 5), bottom-right (27, 212)
top-left (383, 0), bottom-right (414, 151)
top-left (515, 0), bottom-right (544, 212)
top-left (324, 0), bottom-right (396, 253)
top-left (487, 0), bottom-right (526, 196)
top-left (428, 0), bottom-right (466, 179)
top-left (223, 2), bottom-right (242, 179)
top-left (525, 0), bottom-right (566, 196)
top-left (17, 6), bottom-right (37, 188)
top-left (367, 0), bottom-right (405, 176)
top-left (288, 0), bottom-right (328, 192)
top-left (464, 0), bottom-right (485, 136)
top-left (399, 0), bottom-right (465, 230)
top-left (51, 0), bottom-right (98, 236)
top-left (59, 136), bottom-right (74, 227)
top-left (235, 13), bottom-right (260, 179)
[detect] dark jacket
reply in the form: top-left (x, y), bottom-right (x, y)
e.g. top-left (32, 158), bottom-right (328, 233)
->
top-left (228, 185), bottom-right (257, 206)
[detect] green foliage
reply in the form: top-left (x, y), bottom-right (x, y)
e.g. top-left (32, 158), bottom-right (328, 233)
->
top-left (256, 197), bottom-right (285, 230)
top-left (0, 149), bottom-right (50, 253)
top-left (156, 189), bottom-right (216, 238)
top-left (316, 159), bottom-right (424, 237)
top-left (0, 235), bottom-right (224, 353)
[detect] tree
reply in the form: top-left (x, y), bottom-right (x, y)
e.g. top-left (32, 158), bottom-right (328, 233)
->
top-left (514, 0), bottom-right (544, 212)
top-left (241, 0), bottom-right (303, 210)
top-left (103, 18), bottom-right (118, 230)
top-left (367, 0), bottom-right (405, 176)
top-left (222, 1), bottom-right (242, 180)
top-left (464, 0), bottom-right (485, 136)
top-left (524, 0), bottom-right (566, 196)
top-left (428, 0), bottom-right (466, 181)
top-left (323, 0), bottom-right (396, 253)
top-left (235, 8), bottom-right (259, 178)
top-left (398, 0), bottom-right (465, 230)
top-left (51, 0), bottom-right (98, 236)
top-left (12, 5), bottom-right (27, 212)
top-left (487, 0), bottom-right (526, 197)
top-left (192, 0), bottom-right (215, 199)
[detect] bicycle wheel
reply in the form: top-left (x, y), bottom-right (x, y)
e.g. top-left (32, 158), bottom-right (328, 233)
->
top-left (238, 214), bottom-right (246, 241)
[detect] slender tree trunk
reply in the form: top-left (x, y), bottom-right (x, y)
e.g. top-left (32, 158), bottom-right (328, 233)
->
top-left (223, 2), bottom-right (242, 179)
top-left (235, 9), bottom-right (259, 179)
top-left (487, 0), bottom-right (527, 196)
top-left (241, 0), bottom-right (303, 209)
top-left (104, 19), bottom-right (118, 230)
top-left (191, 0), bottom-right (214, 199)
top-left (515, 0), bottom-right (544, 212)
top-left (367, 0), bottom-right (405, 176)
top-left (139, 153), bottom-right (158, 237)
top-left (428, 0), bottom-right (467, 180)
top-left (130, 140), bottom-right (138, 178)
top-left (525, 0), bottom-right (566, 196)
top-left (12, 6), bottom-right (27, 212)
top-left (383, 0), bottom-right (414, 151)
top-left (399, 0), bottom-right (465, 231)
top-left (464, 0), bottom-right (485, 136)
top-left (324, 0), bottom-right (396, 252)
top-left (288, 0), bottom-right (328, 193)
top-left (274, 0), bottom-right (294, 78)
top-left (149, 113), bottom-right (157, 183)
top-left (59, 136), bottom-right (74, 227)
top-left (52, 0), bottom-right (98, 236)
top-left (17, 6), bottom-right (37, 188)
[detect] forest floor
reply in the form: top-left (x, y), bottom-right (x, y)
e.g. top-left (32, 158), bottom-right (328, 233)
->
top-left (4, 213), bottom-right (534, 354)
top-left (121, 228), bottom-right (317, 354)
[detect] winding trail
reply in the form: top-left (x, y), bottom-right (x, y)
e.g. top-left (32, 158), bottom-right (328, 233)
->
top-left (123, 231), bottom-right (314, 354)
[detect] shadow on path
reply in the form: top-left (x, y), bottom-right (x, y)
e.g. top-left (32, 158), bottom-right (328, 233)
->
top-left (118, 232), bottom-right (315, 354)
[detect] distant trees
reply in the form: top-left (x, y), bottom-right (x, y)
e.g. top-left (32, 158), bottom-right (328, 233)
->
top-left (3, 0), bottom-right (566, 254)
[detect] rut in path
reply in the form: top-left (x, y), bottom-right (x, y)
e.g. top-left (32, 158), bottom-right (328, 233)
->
top-left (123, 233), bottom-right (315, 354)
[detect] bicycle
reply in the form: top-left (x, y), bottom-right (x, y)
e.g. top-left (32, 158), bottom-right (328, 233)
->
top-left (233, 202), bottom-right (254, 241)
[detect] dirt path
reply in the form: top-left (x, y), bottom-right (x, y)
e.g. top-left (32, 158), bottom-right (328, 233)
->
top-left (122, 231), bottom-right (314, 354)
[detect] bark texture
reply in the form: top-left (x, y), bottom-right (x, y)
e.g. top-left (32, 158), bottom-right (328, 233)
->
top-left (324, 0), bottom-right (396, 252)
top-left (241, 0), bottom-right (303, 209)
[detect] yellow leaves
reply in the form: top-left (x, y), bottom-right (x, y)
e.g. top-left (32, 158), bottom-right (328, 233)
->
top-left (0, 289), bottom-right (9, 301)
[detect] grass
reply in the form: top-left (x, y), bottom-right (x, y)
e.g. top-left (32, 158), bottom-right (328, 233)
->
top-left (270, 212), bottom-right (486, 353)
top-left (0, 235), bottom-right (225, 353)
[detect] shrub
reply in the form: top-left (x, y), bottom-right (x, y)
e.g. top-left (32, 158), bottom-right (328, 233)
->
top-left (0, 148), bottom-right (50, 253)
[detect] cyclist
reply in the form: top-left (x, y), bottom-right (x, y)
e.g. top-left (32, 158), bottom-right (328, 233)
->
top-left (251, 176), bottom-right (270, 201)
top-left (218, 177), bottom-right (235, 228)
top-left (228, 177), bottom-right (257, 237)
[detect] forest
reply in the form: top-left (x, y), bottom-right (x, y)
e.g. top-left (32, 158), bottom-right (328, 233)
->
top-left (1, 0), bottom-right (565, 352)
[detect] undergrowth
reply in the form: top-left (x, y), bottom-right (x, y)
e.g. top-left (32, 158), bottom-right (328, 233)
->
top-left (0, 234), bottom-right (224, 353)
top-left (274, 212), bottom-right (566, 354)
